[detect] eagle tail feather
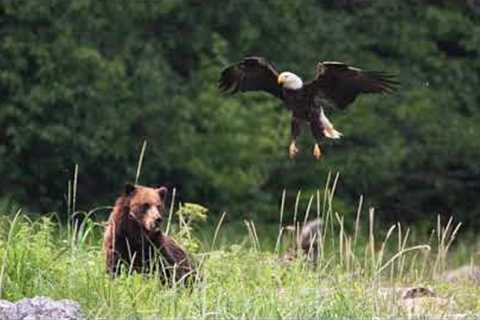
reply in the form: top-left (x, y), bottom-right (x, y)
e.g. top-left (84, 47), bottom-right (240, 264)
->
top-left (323, 127), bottom-right (343, 139)
top-left (320, 109), bottom-right (343, 139)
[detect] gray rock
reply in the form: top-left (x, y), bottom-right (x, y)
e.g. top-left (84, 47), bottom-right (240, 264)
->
top-left (0, 296), bottom-right (83, 320)
top-left (0, 300), bottom-right (15, 319)
top-left (440, 265), bottom-right (480, 284)
top-left (377, 286), bottom-right (436, 300)
top-left (400, 296), bottom-right (458, 316)
top-left (400, 287), bottom-right (436, 299)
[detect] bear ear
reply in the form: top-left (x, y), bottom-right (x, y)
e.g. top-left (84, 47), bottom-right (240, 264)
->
top-left (157, 186), bottom-right (168, 200)
top-left (124, 183), bottom-right (136, 196)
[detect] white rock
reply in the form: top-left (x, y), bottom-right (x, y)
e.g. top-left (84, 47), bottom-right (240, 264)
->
top-left (0, 296), bottom-right (83, 320)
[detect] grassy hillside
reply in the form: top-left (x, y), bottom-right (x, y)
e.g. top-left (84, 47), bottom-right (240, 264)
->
top-left (1, 1), bottom-right (480, 226)
top-left (0, 180), bottom-right (478, 319)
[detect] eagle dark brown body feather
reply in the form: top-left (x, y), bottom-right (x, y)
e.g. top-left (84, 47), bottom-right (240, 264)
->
top-left (281, 88), bottom-right (325, 144)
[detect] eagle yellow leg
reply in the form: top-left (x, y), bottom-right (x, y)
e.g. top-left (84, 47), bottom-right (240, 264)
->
top-left (313, 144), bottom-right (322, 160)
top-left (289, 141), bottom-right (299, 159)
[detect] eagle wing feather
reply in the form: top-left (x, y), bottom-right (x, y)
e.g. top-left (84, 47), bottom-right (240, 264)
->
top-left (218, 56), bottom-right (284, 100)
top-left (306, 61), bottom-right (398, 109)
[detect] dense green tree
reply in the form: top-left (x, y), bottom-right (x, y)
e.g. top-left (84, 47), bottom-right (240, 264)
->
top-left (0, 0), bottom-right (479, 227)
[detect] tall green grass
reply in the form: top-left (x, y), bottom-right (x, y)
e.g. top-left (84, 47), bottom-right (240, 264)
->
top-left (0, 173), bottom-right (478, 319)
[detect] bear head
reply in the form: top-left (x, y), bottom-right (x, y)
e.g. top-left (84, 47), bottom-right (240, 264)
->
top-left (123, 183), bottom-right (168, 233)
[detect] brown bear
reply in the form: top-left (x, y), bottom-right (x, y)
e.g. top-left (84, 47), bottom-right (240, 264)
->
top-left (103, 183), bottom-right (195, 284)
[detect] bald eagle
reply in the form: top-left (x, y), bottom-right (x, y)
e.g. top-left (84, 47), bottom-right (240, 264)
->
top-left (218, 56), bottom-right (398, 159)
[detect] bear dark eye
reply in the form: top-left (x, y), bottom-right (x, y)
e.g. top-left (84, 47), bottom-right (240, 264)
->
top-left (140, 203), bottom-right (150, 212)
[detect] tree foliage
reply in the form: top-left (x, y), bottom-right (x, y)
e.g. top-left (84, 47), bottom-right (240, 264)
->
top-left (0, 0), bottom-right (479, 227)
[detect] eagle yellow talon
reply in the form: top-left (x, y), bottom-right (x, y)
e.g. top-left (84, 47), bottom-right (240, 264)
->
top-left (313, 144), bottom-right (322, 160)
top-left (289, 141), bottom-right (299, 159)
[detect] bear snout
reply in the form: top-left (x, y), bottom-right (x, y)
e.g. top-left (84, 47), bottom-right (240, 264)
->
top-left (153, 217), bottom-right (163, 230)
top-left (143, 207), bottom-right (164, 232)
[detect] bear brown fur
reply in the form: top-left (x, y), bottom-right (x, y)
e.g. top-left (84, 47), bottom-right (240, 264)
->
top-left (103, 183), bottom-right (195, 284)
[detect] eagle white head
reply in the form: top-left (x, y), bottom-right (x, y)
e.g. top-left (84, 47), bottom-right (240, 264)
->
top-left (278, 72), bottom-right (303, 90)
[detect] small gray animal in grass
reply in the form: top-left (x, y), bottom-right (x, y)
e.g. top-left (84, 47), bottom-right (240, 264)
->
top-left (298, 218), bottom-right (323, 262)
top-left (280, 218), bottom-right (323, 264)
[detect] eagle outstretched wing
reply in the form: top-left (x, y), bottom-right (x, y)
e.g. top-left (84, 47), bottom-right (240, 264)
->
top-left (306, 61), bottom-right (398, 109)
top-left (218, 56), bottom-right (284, 100)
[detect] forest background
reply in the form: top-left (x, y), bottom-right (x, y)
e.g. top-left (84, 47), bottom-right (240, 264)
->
top-left (1, 0), bottom-right (480, 230)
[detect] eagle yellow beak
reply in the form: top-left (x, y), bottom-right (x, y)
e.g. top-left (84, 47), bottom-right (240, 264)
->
top-left (277, 76), bottom-right (284, 85)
